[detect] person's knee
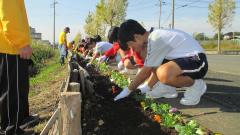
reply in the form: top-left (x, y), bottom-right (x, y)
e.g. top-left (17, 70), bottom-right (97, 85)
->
top-left (156, 66), bottom-right (174, 85)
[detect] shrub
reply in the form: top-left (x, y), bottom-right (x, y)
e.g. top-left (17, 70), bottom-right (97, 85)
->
top-left (200, 40), bottom-right (240, 50)
top-left (30, 40), bottom-right (56, 75)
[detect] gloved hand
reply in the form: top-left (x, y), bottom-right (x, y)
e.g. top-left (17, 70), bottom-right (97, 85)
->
top-left (86, 63), bottom-right (92, 68)
top-left (114, 87), bottom-right (131, 101)
top-left (99, 55), bottom-right (107, 62)
top-left (117, 61), bottom-right (124, 70)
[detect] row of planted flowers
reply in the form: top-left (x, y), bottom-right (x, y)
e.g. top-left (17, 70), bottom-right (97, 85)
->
top-left (92, 61), bottom-right (212, 135)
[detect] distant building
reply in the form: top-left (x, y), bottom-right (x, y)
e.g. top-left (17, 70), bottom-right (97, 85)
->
top-left (30, 27), bottom-right (51, 45)
top-left (224, 32), bottom-right (240, 40)
top-left (30, 26), bottom-right (42, 40)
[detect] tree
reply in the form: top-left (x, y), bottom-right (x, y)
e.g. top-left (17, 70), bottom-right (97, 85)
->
top-left (84, 0), bottom-right (128, 39)
top-left (84, 12), bottom-right (95, 36)
top-left (74, 33), bottom-right (82, 44)
top-left (84, 12), bottom-right (105, 37)
top-left (96, 0), bottom-right (128, 27)
top-left (213, 33), bottom-right (224, 40)
top-left (194, 33), bottom-right (209, 41)
top-left (208, 0), bottom-right (236, 53)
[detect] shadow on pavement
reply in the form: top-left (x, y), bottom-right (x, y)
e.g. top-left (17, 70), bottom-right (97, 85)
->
top-left (155, 83), bottom-right (240, 114)
top-left (204, 83), bottom-right (240, 112)
top-left (204, 77), bottom-right (233, 83)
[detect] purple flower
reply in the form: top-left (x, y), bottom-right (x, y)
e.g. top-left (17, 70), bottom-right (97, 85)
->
top-left (169, 107), bottom-right (178, 113)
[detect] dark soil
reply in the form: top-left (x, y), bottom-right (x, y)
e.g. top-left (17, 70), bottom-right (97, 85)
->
top-left (80, 60), bottom-right (178, 135)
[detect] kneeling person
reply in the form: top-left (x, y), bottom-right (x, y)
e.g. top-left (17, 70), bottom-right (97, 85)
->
top-left (114, 19), bottom-right (208, 106)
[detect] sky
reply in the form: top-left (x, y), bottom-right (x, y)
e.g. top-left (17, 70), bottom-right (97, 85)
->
top-left (25, 0), bottom-right (240, 43)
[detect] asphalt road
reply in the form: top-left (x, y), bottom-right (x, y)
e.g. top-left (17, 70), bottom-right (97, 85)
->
top-left (207, 54), bottom-right (240, 75)
top-left (159, 54), bottom-right (240, 135)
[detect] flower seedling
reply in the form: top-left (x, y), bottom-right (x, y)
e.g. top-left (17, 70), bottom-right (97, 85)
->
top-left (92, 59), bottom-right (208, 135)
top-left (153, 114), bottom-right (162, 123)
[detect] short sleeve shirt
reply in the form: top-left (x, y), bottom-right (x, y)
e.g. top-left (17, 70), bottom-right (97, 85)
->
top-left (94, 41), bottom-right (113, 55)
top-left (144, 29), bottom-right (204, 67)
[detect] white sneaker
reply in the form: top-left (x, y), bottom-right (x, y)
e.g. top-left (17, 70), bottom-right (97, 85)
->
top-left (137, 83), bottom-right (150, 94)
top-left (180, 79), bottom-right (207, 106)
top-left (117, 61), bottom-right (124, 70)
top-left (146, 82), bottom-right (178, 99)
top-left (119, 68), bottom-right (128, 74)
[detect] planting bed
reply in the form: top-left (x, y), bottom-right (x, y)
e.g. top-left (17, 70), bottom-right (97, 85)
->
top-left (78, 58), bottom-right (178, 135)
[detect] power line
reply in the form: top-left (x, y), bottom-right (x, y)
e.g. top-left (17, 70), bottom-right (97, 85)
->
top-left (128, 0), bottom-right (153, 8)
top-left (161, 0), bottom-right (206, 27)
top-left (128, 2), bottom-right (155, 9)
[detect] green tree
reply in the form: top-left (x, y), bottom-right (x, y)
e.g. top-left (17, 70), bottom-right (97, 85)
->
top-left (74, 33), bottom-right (82, 44)
top-left (84, 12), bottom-right (95, 36)
top-left (84, 12), bottom-right (105, 37)
top-left (213, 33), bottom-right (224, 40)
top-left (208, 0), bottom-right (236, 53)
top-left (195, 33), bottom-right (209, 41)
top-left (84, 0), bottom-right (128, 39)
top-left (96, 0), bottom-right (128, 27)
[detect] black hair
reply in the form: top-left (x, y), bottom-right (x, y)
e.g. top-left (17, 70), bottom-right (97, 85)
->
top-left (118, 19), bottom-right (146, 50)
top-left (83, 38), bottom-right (93, 50)
top-left (79, 44), bottom-right (84, 47)
top-left (149, 27), bottom-right (154, 33)
top-left (70, 41), bottom-right (75, 44)
top-left (93, 35), bottom-right (102, 42)
top-left (64, 27), bottom-right (70, 32)
top-left (88, 38), bottom-right (95, 44)
top-left (108, 26), bottom-right (119, 43)
top-left (84, 43), bottom-right (90, 50)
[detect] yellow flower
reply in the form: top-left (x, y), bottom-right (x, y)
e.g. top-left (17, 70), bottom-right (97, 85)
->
top-left (140, 101), bottom-right (145, 108)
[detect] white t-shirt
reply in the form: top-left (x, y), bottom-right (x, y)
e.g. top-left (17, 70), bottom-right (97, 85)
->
top-left (144, 29), bottom-right (204, 67)
top-left (94, 42), bottom-right (113, 55)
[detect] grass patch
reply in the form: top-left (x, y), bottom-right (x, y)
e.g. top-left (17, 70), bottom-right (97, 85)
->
top-left (28, 48), bottom-right (68, 134)
top-left (201, 40), bottom-right (240, 51)
top-left (30, 59), bottom-right (60, 85)
top-left (33, 120), bottom-right (48, 133)
top-left (29, 55), bottom-right (66, 97)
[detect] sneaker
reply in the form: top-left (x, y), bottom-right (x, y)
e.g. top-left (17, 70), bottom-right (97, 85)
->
top-left (5, 126), bottom-right (25, 135)
top-left (117, 61), bottom-right (124, 70)
top-left (137, 83), bottom-right (150, 94)
top-left (146, 82), bottom-right (178, 99)
top-left (21, 129), bottom-right (35, 135)
top-left (0, 129), bottom-right (4, 135)
top-left (20, 114), bottom-right (39, 129)
top-left (119, 68), bottom-right (128, 74)
top-left (180, 79), bottom-right (207, 106)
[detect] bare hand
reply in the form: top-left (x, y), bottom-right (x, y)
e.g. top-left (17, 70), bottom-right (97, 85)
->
top-left (19, 45), bottom-right (32, 59)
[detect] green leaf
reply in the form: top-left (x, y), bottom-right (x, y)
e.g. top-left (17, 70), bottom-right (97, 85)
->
top-left (196, 128), bottom-right (205, 135)
top-left (187, 120), bottom-right (198, 129)
top-left (150, 103), bottom-right (158, 113)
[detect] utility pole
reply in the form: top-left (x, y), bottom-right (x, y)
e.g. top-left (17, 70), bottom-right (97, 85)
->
top-left (159, 0), bottom-right (162, 29)
top-left (172, 0), bottom-right (175, 29)
top-left (52, 0), bottom-right (58, 48)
